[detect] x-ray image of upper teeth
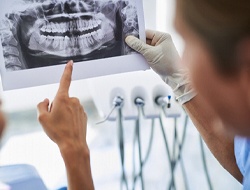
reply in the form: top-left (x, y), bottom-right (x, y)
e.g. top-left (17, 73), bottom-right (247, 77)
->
top-left (0, 0), bottom-right (139, 71)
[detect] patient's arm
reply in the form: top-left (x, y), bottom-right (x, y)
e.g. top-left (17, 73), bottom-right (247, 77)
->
top-left (37, 61), bottom-right (94, 190)
top-left (60, 144), bottom-right (94, 190)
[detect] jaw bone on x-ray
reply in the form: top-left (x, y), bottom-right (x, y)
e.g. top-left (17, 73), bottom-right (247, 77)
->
top-left (0, 0), bottom-right (139, 71)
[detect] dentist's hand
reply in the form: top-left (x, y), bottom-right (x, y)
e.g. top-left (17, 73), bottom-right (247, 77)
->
top-left (126, 30), bottom-right (180, 76)
top-left (126, 30), bottom-right (196, 104)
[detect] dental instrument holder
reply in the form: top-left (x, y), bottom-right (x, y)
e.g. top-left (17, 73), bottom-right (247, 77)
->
top-left (155, 95), bottom-right (172, 117)
top-left (96, 96), bottom-right (124, 124)
top-left (88, 70), bottom-right (182, 121)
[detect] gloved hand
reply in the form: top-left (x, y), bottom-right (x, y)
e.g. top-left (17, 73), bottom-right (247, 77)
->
top-left (125, 30), bottom-right (196, 105)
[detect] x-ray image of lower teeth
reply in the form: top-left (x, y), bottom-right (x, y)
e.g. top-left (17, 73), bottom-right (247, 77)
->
top-left (0, 0), bottom-right (139, 71)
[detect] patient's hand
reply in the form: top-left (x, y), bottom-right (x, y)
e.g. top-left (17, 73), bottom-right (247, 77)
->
top-left (37, 61), bottom-right (88, 152)
top-left (37, 61), bottom-right (94, 190)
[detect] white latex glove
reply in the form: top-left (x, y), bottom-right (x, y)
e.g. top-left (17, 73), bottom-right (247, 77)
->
top-left (125, 30), bottom-right (196, 104)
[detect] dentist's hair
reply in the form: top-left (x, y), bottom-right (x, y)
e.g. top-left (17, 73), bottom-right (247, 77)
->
top-left (178, 0), bottom-right (250, 75)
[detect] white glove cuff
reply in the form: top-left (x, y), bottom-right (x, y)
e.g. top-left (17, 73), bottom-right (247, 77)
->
top-left (176, 90), bottom-right (197, 105)
top-left (163, 75), bottom-right (197, 105)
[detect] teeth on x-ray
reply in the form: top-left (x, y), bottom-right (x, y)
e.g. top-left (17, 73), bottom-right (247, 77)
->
top-left (38, 16), bottom-right (104, 49)
top-left (0, 0), bottom-right (140, 71)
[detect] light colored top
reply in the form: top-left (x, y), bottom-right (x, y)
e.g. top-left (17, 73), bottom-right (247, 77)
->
top-left (235, 136), bottom-right (250, 190)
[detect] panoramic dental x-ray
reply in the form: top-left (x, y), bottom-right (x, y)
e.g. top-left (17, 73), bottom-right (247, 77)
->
top-left (0, 0), bottom-right (139, 71)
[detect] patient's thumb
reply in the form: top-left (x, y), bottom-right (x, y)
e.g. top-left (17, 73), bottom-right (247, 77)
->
top-left (37, 99), bottom-right (50, 123)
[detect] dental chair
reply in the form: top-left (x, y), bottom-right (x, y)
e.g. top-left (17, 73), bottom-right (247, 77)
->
top-left (0, 164), bottom-right (47, 190)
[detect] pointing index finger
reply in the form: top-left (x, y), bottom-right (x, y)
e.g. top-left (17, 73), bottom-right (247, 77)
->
top-left (57, 60), bottom-right (73, 96)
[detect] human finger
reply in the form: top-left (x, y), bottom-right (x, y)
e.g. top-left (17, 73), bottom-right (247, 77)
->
top-left (146, 30), bottom-right (171, 46)
top-left (146, 39), bottom-right (152, 45)
top-left (125, 36), bottom-right (152, 54)
top-left (37, 99), bottom-right (50, 123)
top-left (70, 97), bottom-right (81, 107)
top-left (145, 30), bottom-right (157, 42)
top-left (57, 60), bottom-right (73, 96)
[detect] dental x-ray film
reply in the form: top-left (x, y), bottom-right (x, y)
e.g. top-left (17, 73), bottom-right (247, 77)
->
top-left (0, 0), bottom-right (148, 90)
